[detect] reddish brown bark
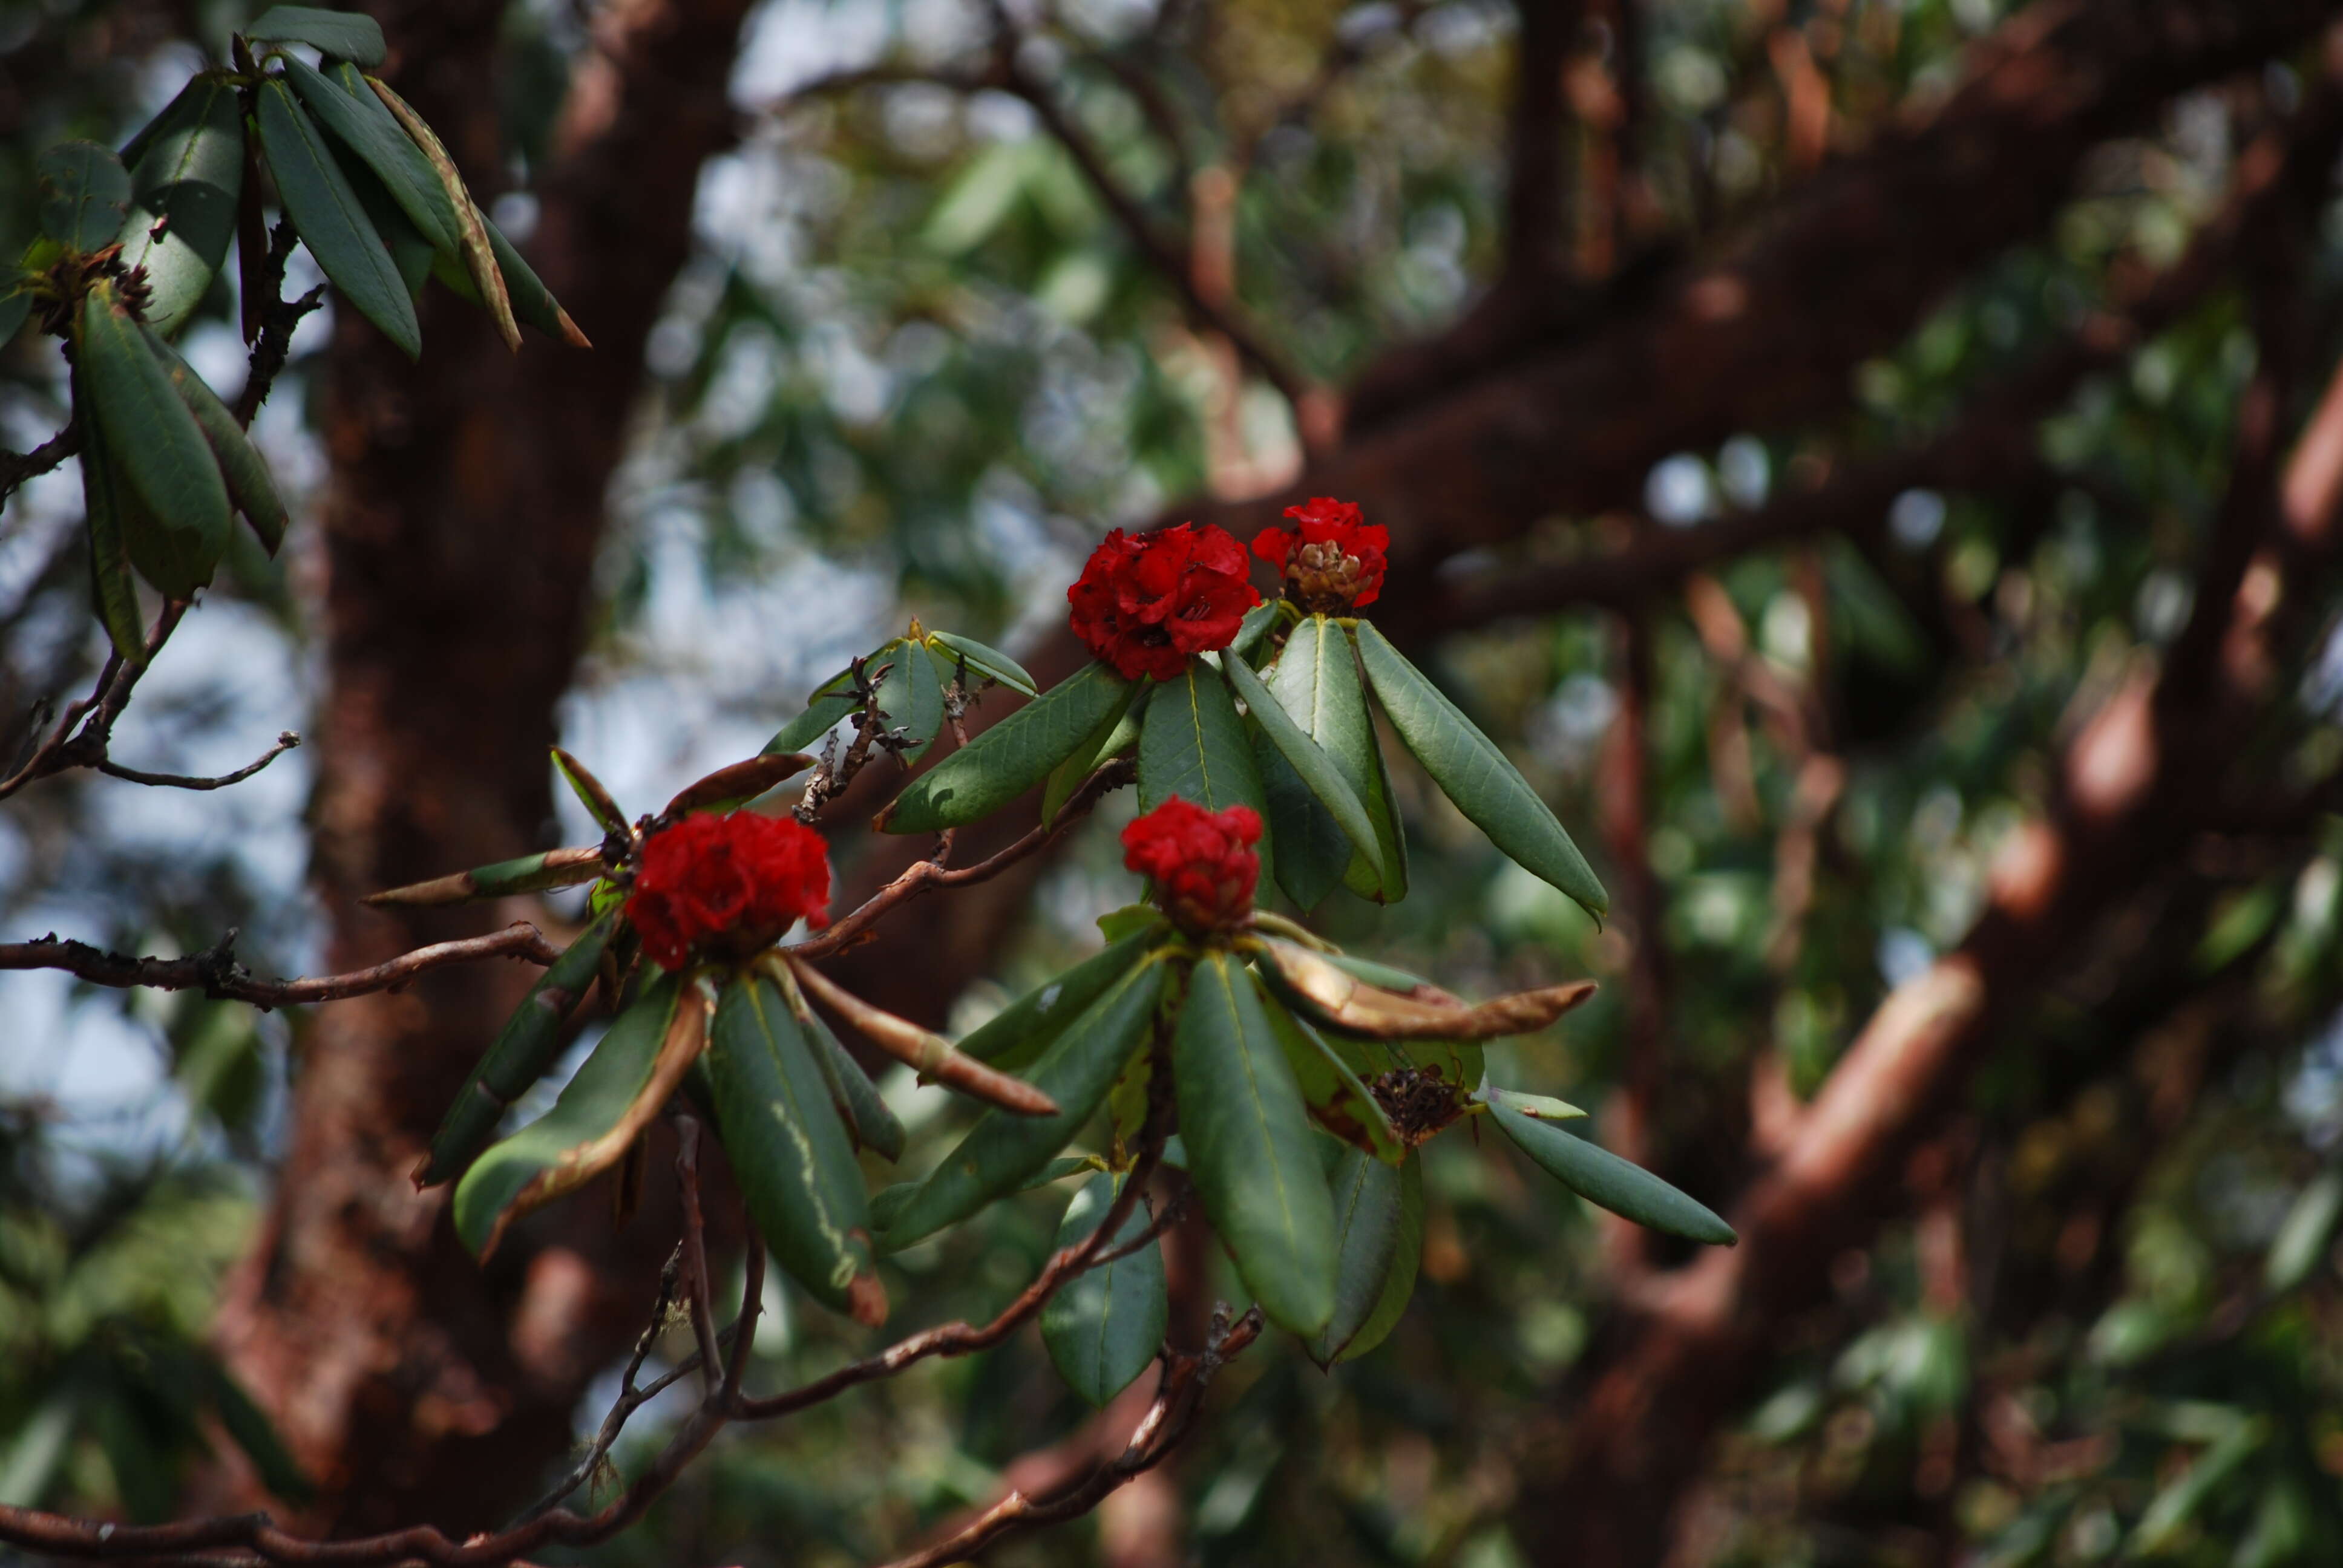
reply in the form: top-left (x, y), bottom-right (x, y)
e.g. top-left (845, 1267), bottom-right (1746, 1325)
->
top-left (205, 0), bottom-right (755, 1532)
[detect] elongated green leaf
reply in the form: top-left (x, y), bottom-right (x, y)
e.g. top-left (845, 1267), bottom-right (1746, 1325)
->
top-left (1489, 1101), bottom-right (1734, 1246)
top-left (927, 630), bottom-right (1038, 697)
top-left (245, 5), bottom-right (387, 65)
top-left (879, 955), bottom-right (1162, 1249)
top-left (1225, 648), bottom-right (1381, 881)
top-left (708, 975), bottom-right (887, 1323)
top-left (1041, 1173), bottom-right (1168, 1405)
top-left (957, 930), bottom-right (1157, 1071)
top-left (201, 1358), bottom-right (315, 1504)
top-left (38, 141), bottom-right (129, 251)
top-left (1270, 615), bottom-right (1404, 902)
top-left (364, 844), bottom-right (603, 906)
top-left (454, 976), bottom-right (693, 1257)
top-left (73, 388), bottom-right (152, 667)
top-left (286, 56), bottom-right (459, 252)
top-left (1309, 1146), bottom-right (1421, 1367)
top-left (796, 995), bottom-right (908, 1162)
top-left (1478, 1086), bottom-right (1585, 1122)
top-left (114, 76), bottom-right (243, 338)
top-left (880, 659), bottom-right (1133, 834)
top-left (1255, 730), bottom-right (1349, 910)
top-left (1355, 621), bottom-right (1606, 921)
top-left (143, 334), bottom-right (287, 554)
top-left (354, 74), bottom-right (517, 349)
top-left (2264, 1170), bottom-right (2343, 1293)
top-left (421, 911), bottom-right (618, 1186)
top-left (765, 687), bottom-right (862, 759)
top-left (1138, 661), bottom-right (1273, 884)
top-left (1041, 679), bottom-right (1144, 823)
top-left (255, 79), bottom-right (420, 358)
top-left (1230, 599), bottom-right (1280, 661)
top-left (1254, 977), bottom-right (1400, 1163)
top-left (328, 129), bottom-right (431, 299)
top-left (77, 285), bottom-right (229, 596)
top-left (481, 206), bottom-right (588, 346)
top-left (1175, 952), bottom-right (1334, 1334)
top-left (551, 746), bottom-right (628, 836)
top-left (876, 635), bottom-right (948, 763)
top-left (0, 292), bottom-right (29, 347)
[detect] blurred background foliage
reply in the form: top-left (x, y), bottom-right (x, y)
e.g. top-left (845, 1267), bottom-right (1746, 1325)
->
top-left (5, 0), bottom-right (2343, 1564)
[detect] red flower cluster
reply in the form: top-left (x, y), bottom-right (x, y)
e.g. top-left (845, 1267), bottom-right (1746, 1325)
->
top-left (1250, 496), bottom-right (1389, 612)
top-left (627, 811), bottom-right (832, 970)
top-left (1067, 523), bottom-right (1261, 682)
top-left (1121, 797), bottom-right (1262, 936)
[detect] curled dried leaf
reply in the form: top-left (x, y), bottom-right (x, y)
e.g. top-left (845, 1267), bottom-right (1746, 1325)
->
top-left (364, 844), bottom-right (603, 906)
top-left (661, 752), bottom-right (814, 818)
top-left (1259, 938), bottom-right (1596, 1041)
top-left (477, 980), bottom-right (710, 1259)
top-left (784, 956), bottom-right (1058, 1117)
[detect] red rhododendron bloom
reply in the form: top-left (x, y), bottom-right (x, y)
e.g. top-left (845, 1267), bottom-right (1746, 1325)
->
top-left (1121, 796), bottom-right (1262, 935)
top-left (1250, 495), bottom-right (1389, 611)
top-left (627, 811), bottom-right (832, 970)
top-left (1067, 523), bottom-right (1261, 682)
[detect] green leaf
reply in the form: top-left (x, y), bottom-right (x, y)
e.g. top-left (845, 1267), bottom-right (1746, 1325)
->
top-left (875, 635), bottom-right (948, 764)
top-left (2127, 1415), bottom-right (2267, 1555)
top-left (926, 629), bottom-right (1038, 697)
top-left (73, 387), bottom-right (153, 667)
top-left (201, 1359), bottom-right (314, 1504)
top-left (550, 746), bottom-right (628, 835)
top-left (1174, 951), bottom-right (1335, 1334)
top-left (480, 205), bottom-right (586, 345)
top-left (880, 659), bottom-right (1133, 834)
top-left (1489, 1101), bottom-right (1734, 1246)
top-left (244, 5), bottom-right (387, 66)
top-left (1478, 1086), bottom-right (1586, 1122)
top-left (355, 74), bottom-right (520, 350)
top-left (286, 56), bottom-right (460, 253)
top-left (453, 976), bottom-right (693, 1257)
top-left (1254, 975), bottom-right (1400, 1163)
top-left (1354, 621), bottom-right (1606, 921)
top-left (327, 123), bottom-right (433, 300)
top-left (1230, 599), bottom-right (1281, 661)
top-left (1254, 728), bottom-right (1349, 910)
top-left (364, 844), bottom-right (603, 906)
top-left (143, 333), bottom-right (287, 554)
top-left (1040, 679), bottom-right (1145, 823)
top-left (1224, 647), bottom-right (1382, 882)
top-left (707, 974), bottom-right (886, 1322)
top-left (1138, 661), bottom-right (1273, 884)
top-left (1309, 1146), bottom-right (1421, 1367)
top-left (421, 911), bottom-right (618, 1186)
top-left (764, 685), bottom-right (862, 759)
top-left (254, 79), bottom-right (421, 359)
top-left (0, 291), bottom-right (29, 347)
top-left (2264, 1170), bottom-right (2343, 1293)
top-left (37, 141), bottom-right (130, 251)
top-left (1041, 1173), bottom-right (1168, 1405)
top-left (796, 995), bottom-right (908, 1163)
top-left (879, 954), bottom-right (1163, 1249)
top-left (114, 76), bottom-right (243, 338)
top-left (1268, 615), bottom-right (1404, 903)
top-left (76, 284), bottom-right (229, 596)
top-left (957, 930), bottom-right (1157, 1071)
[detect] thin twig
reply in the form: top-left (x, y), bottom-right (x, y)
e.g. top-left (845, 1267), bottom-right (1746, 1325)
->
top-left (672, 1116), bottom-right (726, 1391)
top-left (0, 923), bottom-right (560, 1011)
top-left (97, 731), bottom-right (301, 790)
top-left (790, 756), bottom-right (1136, 961)
top-left (877, 1304), bottom-right (1267, 1568)
top-left (0, 417), bottom-right (80, 510)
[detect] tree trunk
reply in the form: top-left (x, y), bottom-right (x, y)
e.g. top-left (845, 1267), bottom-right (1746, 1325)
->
top-left (204, 0), bottom-right (753, 1532)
